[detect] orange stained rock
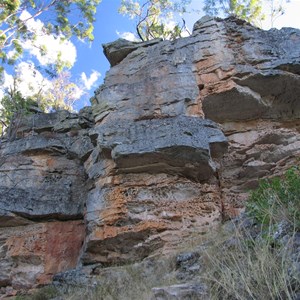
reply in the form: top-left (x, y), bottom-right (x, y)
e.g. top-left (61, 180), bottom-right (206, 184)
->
top-left (195, 57), bottom-right (219, 72)
top-left (92, 220), bottom-right (171, 240)
top-left (199, 73), bottom-right (219, 84)
top-left (100, 187), bottom-right (128, 225)
top-left (43, 221), bottom-right (85, 274)
top-left (186, 102), bottom-right (204, 117)
top-left (6, 221), bottom-right (85, 285)
top-left (202, 79), bottom-right (236, 98)
top-left (46, 157), bottom-right (56, 169)
top-left (215, 67), bottom-right (235, 80)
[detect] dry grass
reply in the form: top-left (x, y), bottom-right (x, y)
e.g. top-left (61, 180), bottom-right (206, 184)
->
top-left (202, 167), bottom-right (300, 300)
top-left (202, 224), bottom-right (298, 300)
top-left (62, 257), bottom-right (177, 300)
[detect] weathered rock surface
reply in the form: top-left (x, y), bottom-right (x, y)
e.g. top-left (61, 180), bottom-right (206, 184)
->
top-left (0, 109), bottom-right (92, 295)
top-left (91, 116), bottom-right (227, 180)
top-left (151, 283), bottom-right (208, 300)
top-left (103, 38), bottom-right (162, 66)
top-left (0, 221), bottom-right (84, 290)
top-left (1, 16), bottom-right (300, 298)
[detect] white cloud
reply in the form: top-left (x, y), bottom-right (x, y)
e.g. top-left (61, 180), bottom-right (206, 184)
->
top-left (81, 70), bottom-right (101, 90)
top-left (72, 85), bottom-right (85, 100)
top-left (20, 10), bottom-right (77, 67)
top-left (0, 71), bottom-right (14, 104)
top-left (20, 10), bottom-right (44, 32)
top-left (116, 31), bottom-right (139, 41)
top-left (14, 61), bottom-right (51, 97)
top-left (7, 50), bottom-right (17, 60)
top-left (1, 71), bottom-right (14, 91)
top-left (23, 36), bottom-right (77, 67)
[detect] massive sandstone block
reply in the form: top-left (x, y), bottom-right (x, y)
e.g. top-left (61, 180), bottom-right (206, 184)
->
top-left (91, 116), bottom-right (227, 180)
top-left (1, 16), bottom-right (300, 296)
top-left (84, 16), bottom-right (300, 266)
top-left (92, 15), bottom-right (300, 218)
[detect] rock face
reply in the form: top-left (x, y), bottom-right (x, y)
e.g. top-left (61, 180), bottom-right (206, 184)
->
top-left (1, 16), bottom-right (300, 297)
top-left (0, 109), bottom-right (93, 294)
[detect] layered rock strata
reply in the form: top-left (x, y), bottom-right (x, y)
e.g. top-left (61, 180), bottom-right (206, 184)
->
top-left (0, 16), bottom-right (300, 296)
top-left (94, 15), bottom-right (300, 219)
top-left (83, 115), bottom-right (227, 265)
top-left (0, 110), bottom-right (93, 295)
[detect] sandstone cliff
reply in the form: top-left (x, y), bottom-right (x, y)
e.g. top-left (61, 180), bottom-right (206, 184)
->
top-left (0, 16), bottom-right (300, 298)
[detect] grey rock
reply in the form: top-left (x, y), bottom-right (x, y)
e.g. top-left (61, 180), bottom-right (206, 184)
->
top-left (12, 110), bottom-right (94, 137)
top-left (95, 36), bottom-right (199, 123)
top-left (203, 84), bottom-right (268, 122)
top-left (193, 15), bottom-right (221, 32)
top-left (14, 111), bottom-right (76, 135)
top-left (0, 184), bottom-right (84, 221)
top-left (0, 165), bottom-right (86, 221)
top-left (97, 17), bottom-right (300, 124)
top-left (103, 38), bottom-right (162, 66)
top-left (0, 118), bottom-right (89, 223)
top-left (91, 101), bottom-right (116, 123)
top-left (176, 252), bottom-right (201, 281)
top-left (1, 135), bottom-right (67, 156)
top-left (69, 134), bottom-right (94, 162)
top-left (53, 269), bottom-right (91, 287)
top-left (176, 252), bottom-right (199, 266)
top-left (152, 283), bottom-right (208, 300)
top-left (93, 116), bottom-right (228, 181)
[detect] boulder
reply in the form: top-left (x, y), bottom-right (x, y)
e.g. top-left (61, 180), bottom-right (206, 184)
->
top-left (92, 116), bottom-right (227, 181)
top-left (103, 38), bottom-right (162, 66)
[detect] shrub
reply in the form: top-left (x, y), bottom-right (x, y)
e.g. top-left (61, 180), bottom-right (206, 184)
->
top-left (246, 167), bottom-right (300, 230)
top-left (203, 167), bottom-right (300, 299)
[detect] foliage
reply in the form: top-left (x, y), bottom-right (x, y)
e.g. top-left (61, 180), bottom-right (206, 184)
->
top-left (0, 70), bottom-right (82, 135)
top-left (203, 0), bottom-right (265, 25)
top-left (47, 259), bottom-right (176, 300)
top-left (202, 167), bottom-right (300, 299)
top-left (0, 0), bottom-right (101, 73)
top-left (119, 0), bottom-right (191, 41)
top-left (42, 71), bottom-right (82, 111)
top-left (268, 0), bottom-right (286, 27)
top-left (247, 167), bottom-right (300, 230)
top-left (0, 79), bottom-right (37, 135)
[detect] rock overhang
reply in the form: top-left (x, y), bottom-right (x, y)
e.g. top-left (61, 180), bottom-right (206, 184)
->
top-left (92, 116), bottom-right (228, 181)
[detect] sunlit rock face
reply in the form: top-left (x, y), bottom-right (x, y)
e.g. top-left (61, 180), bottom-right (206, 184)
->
top-left (87, 16), bottom-right (300, 266)
top-left (83, 114), bottom-right (227, 265)
top-left (1, 16), bottom-right (300, 296)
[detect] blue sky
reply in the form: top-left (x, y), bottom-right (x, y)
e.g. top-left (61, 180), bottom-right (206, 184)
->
top-left (71, 0), bottom-right (300, 110)
top-left (71, 0), bottom-right (142, 109)
top-left (71, 0), bottom-right (205, 109)
top-left (1, 0), bottom-right (299, 112)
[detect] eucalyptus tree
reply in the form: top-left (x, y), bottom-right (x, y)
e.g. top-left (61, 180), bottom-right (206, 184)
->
top-left (0, 0), bottom-right (102, 134)
top-left (119, 0), bottom-right (191, 41)
top-left (0, 0), bottom-right (101, 73)
top-left (203, 0), bottom-right (265, 25)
